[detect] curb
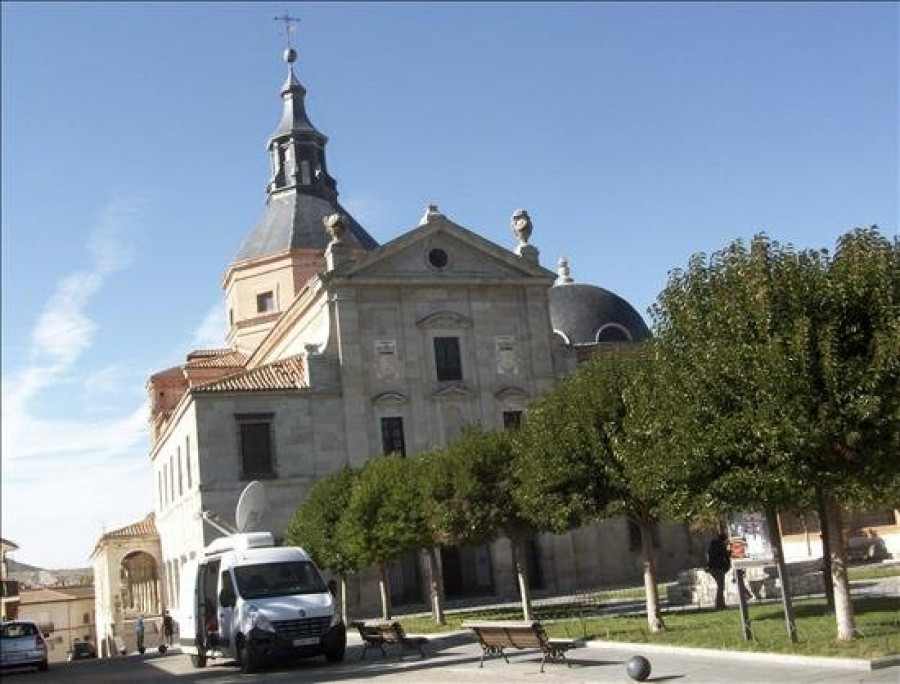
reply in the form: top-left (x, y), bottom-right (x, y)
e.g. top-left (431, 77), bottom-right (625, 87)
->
top-left (584, 639), bottom-right (900, 671)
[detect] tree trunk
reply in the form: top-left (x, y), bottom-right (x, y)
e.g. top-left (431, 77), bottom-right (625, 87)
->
top-left (823, 495), bottom-right (856, 641)
top-left (511, 536), bottom-right (533, 621)
top-left (339, 575), bottom-right (349, 626)
top-left (425, 547), bottom-right (446, 625)
top-left (377, 561), bottom-right (392, 622)
top-left (765, 507), bottom-right (797, 642)
top-left (816, 486), bottom-right (834, 609)
top-left (638, 519), bottom-right (665, 632)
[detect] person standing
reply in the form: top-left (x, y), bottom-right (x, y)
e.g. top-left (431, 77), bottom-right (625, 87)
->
top-left (134, 614), bottom-right (146, 654)
top-left (162, 610), bottom-right (174, 646)
top-left (706, 533), bottom-right (731, 609)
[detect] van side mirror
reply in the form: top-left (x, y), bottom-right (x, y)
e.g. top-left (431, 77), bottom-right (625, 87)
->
top-left (219, 589), bottom-right (235, 608)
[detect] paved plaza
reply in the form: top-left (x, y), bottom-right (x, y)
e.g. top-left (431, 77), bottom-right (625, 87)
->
top-left (3, 631), bottom-right (897, 683)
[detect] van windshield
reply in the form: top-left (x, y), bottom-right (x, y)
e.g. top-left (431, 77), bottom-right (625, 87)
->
top-left (233, 561), bottom-right (326, 599)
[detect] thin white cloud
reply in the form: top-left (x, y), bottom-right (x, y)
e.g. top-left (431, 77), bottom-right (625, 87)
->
top-left (1, 195), bottom-right (150, 567)
top-left (189, 303), bottom-right (226, 350)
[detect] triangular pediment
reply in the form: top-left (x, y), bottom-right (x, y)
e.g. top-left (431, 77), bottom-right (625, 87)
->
top-left (324, 215), bottom-right (556, 285)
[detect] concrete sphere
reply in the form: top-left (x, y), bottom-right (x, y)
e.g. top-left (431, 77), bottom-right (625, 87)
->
top-left (626, 655), bottom-right (651, 681)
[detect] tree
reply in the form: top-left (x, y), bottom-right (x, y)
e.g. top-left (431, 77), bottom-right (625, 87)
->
top-left (649, 228), bottom-right (899, 641)
top-left (423, 427), bottom-right (538, 620)
top-left (337, 455), bottom-right (430, 621)
top-left (515, 346), bottom-right (668, 632)
top-left (285, 465), bottom-right (360, 624)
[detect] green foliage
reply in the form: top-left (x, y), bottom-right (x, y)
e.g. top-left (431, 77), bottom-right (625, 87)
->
top-left (649, 228), bottom-right (899, 516)
top-left (338, 455), bottom-right (430, 567)
top-left (514, 346), bottom-right (662, 531)
top-left (422, 427), bottom-right (531, 545)
top-left (285, 465), bottom-right (361, 575)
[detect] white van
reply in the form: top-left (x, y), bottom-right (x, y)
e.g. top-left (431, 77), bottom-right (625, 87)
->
top-left (178, 532), bottom-right (345, 673)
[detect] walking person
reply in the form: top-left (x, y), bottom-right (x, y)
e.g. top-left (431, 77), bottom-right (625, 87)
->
top-left (705, 532), bottom-right (731, 609)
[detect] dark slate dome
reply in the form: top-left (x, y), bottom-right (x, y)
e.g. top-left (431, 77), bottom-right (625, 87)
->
top-left (548, 261), bottom-right (650, 345)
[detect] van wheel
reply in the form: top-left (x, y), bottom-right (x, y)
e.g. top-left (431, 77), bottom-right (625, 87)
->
top-left (323, 624), bottom-right (346, 663)
top-left (38, 660), bottom-right (49, 672)
top-left (190, 652), bottom-right (207, 668)
top-left (237, 637), bottom-right (257, 674)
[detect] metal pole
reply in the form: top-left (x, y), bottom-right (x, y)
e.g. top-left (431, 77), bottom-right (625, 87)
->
top-left (736, 569), bottom-right (753, 641)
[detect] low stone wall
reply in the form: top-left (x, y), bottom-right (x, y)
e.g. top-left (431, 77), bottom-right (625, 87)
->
top-left (667, 560), bottom-right (825, 607)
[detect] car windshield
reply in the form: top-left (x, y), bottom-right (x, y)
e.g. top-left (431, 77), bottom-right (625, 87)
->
top-left (234, 561), bottom-right (326, 599)
top-left (1, 623), bottom-right (37, 638)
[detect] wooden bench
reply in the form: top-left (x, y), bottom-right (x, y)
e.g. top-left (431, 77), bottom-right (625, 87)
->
top-left (350, 620), bottom-right (428, 660)
top-left (462, 620), bottom-right (575, 673)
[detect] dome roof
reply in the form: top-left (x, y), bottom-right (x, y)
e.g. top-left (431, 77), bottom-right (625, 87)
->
top-left (549, 281), bottom-right (650, 345)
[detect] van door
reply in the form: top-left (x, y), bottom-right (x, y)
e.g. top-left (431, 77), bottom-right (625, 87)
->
top-left (178, 560), bottom-right (199, 651)
top-left (217, 570), bottom-right (238, 653)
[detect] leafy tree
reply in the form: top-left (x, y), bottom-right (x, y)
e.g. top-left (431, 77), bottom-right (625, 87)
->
top-left (337, 455), bottom-right (430, 621)
top-left (285, 465), bottom-right (360, 624)
top-left (515, 346), bottom-right (668, 632)
top-left (423, 427), bottom-right (538, 620)
top-left (648, 228), bottom-right (899, 641)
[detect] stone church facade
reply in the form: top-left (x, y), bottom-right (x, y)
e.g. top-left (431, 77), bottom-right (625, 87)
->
top-left (146, 47), bottom-right (703, 616)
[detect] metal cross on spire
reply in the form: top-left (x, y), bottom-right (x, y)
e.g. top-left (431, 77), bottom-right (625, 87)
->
top-left (274, 12), bottom-right (301, 50)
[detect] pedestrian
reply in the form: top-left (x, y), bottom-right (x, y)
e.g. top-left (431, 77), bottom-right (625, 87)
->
top-left (134, 614), bottom-right (145, 654)
top-left (162, 610), bottom-right (174, 646)
top-left (705, 532), bottom-right (731, 609)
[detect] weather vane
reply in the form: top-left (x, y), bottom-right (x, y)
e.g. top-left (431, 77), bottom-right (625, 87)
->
top-left (274, 12), bottom-right (301, 50)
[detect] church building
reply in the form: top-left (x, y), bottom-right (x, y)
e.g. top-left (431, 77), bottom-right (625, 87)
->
top-left (146, 44), bottom-right (700, 615)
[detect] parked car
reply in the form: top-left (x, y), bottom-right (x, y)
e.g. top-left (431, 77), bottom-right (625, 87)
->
top-left (0, 620), bottom-right (49, 671)
top-left (68, 641), bottom-right (97, 661)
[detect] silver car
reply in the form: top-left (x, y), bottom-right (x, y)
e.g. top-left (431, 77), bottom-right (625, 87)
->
top-left (0, 620), bottom-right (49, 672)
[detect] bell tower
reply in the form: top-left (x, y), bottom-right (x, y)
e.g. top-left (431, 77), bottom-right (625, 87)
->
top-left (223, 28), bottom-right (377, 354)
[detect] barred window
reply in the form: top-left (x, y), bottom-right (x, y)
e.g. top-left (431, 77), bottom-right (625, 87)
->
top-left (381, 417), bottom-right (406, 457)
top-left (236, 414), bottom-right (275, 478)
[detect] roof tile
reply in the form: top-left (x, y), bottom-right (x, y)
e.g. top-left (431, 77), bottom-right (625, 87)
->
top-left (193, 355), bottom-right (306, 393)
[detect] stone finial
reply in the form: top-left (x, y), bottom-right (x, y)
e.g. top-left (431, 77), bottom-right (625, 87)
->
top-left (511, 209), bottom-right (533, 246)
top-left (419, 203), bottom-right (446, 226)
top-left (556, 256), bottom-right (574, 285)
top-left (323, 213), bottom-right (347, 244)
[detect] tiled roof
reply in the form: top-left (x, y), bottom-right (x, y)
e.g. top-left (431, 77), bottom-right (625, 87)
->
top-left (185, 348), bottom-right (247, 369)
top-left (20, 586), bottom-right (94, 604)
top-left (193, 355), bottom-right (307, 393)
top-left (101, 513), bottom-right (157, 541)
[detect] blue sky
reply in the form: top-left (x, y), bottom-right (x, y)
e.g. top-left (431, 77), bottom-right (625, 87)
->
top-left (2, 2), bottom-right (897, 568)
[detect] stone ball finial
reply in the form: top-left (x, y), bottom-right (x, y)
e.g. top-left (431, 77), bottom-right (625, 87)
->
top-left (511, 209), bottom-right (533, 245)
top-left (323, 213), bottom-right (347, 244)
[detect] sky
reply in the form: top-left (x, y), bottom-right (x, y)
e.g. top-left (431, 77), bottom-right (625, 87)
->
top-left (2, 2), bottom-right (897, 569)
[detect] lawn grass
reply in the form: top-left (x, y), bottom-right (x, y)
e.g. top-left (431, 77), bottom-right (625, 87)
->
top-left (848, 564), bottom-right (900, 581)
top-left (399, 596), bottom-right (899, 659)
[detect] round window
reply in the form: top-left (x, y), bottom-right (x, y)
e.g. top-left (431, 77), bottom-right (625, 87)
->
top-left (428, 248), bottom-right (449, 269)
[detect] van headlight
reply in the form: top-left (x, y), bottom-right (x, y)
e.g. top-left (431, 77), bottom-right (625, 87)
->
top-left (247, 604), bottom-right (275, 632)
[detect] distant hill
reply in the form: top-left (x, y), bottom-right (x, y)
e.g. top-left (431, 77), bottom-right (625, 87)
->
top-left (8, 559), bottom-right (93, 588)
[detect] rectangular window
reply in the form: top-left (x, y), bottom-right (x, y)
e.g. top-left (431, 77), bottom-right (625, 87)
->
top-left (237, 415), bottom-right (275, 478)
top-left (185, 436), bottom-right (192, 490)
top-left (502, 410), bottom-right (523, 430)
top-left (157, 471), bottom-right (163, 508)
top-left (177, 447), bottom-right (183, 497)
top-left (434, 336), bottom-right (462, 381)
top-left (169, 455), bottom-right (175, 502)
top-left (162, 464), bottom-right (168, 506)
top-left (83, 613), bottom-right (90, 625)
top-left (380, 417), bottom-right (406, 457)
top-left (256, 291), bottom-right (275, 313)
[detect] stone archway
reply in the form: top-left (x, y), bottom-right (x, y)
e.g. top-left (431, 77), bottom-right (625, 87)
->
top-left (119, 551), bottom-right (161, 617)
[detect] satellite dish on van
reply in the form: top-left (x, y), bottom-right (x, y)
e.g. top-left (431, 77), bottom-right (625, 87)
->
top-left (235, 480), bottom-right (268, 533)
